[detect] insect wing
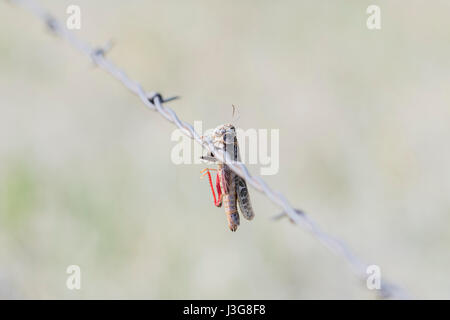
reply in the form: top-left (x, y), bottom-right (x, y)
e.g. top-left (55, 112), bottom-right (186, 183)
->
top-left (235, 175), bottom-right (255, 220)
top-left (231, 131), bottom-right (255, 220)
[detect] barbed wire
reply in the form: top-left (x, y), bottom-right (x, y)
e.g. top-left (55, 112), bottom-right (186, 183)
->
top-left (7, 0), bottom-right (410, 299)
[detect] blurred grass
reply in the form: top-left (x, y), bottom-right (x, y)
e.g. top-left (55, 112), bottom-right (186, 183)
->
top-left (1, 0), bottom-right (450, 299)
top-left (1, 160), bottom-right (38, 230)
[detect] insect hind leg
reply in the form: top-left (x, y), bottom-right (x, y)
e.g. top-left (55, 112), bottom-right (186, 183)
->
top-left (200, 168), bottom-right (222, 207)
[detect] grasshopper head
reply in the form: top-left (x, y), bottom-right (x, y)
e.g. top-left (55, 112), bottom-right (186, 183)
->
top-left (201, 124), bottom-right (237, 163)
top-left (211, 123), bottom-right (236, 146)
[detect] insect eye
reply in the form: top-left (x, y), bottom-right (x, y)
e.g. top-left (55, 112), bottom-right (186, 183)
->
top-left (209, 152), bottom-right (214, 157)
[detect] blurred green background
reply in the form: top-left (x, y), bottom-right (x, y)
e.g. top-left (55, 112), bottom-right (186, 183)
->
top-left (1, 0), bottom-right (450, 299)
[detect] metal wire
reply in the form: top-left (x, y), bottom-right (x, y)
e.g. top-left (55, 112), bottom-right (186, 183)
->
top-left (7, 0), bottom-right (410, 299)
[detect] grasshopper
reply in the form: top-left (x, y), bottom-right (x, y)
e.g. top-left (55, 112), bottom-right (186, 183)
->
top-left (201, 123), bottom-right (255, 232)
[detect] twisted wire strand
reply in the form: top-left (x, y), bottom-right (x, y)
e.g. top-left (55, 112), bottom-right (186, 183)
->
top-left (7, 0), bottom-right (410, 299)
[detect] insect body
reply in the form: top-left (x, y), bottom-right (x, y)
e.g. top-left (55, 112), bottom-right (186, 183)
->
top-left (201, 124), bottom-right (255, 232)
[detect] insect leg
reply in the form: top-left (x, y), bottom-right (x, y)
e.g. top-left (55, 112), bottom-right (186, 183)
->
top-left (215, 171), bottom-right (223, 207)
top-left (200, 168), bottom-right (217, 175)
top-left (201, 168), bottom-right (222, 207)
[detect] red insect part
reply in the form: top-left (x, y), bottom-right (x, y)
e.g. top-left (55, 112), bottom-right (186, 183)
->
top-left (201, 168), bottom-right (222, 207)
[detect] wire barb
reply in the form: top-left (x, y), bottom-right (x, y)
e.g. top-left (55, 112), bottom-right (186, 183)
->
top-left (8, 0), bottom-right (410, 299)
top-left (92, 40), bottom-right (114, 59)
top-left (147, 92), bottom-right (180, 105)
